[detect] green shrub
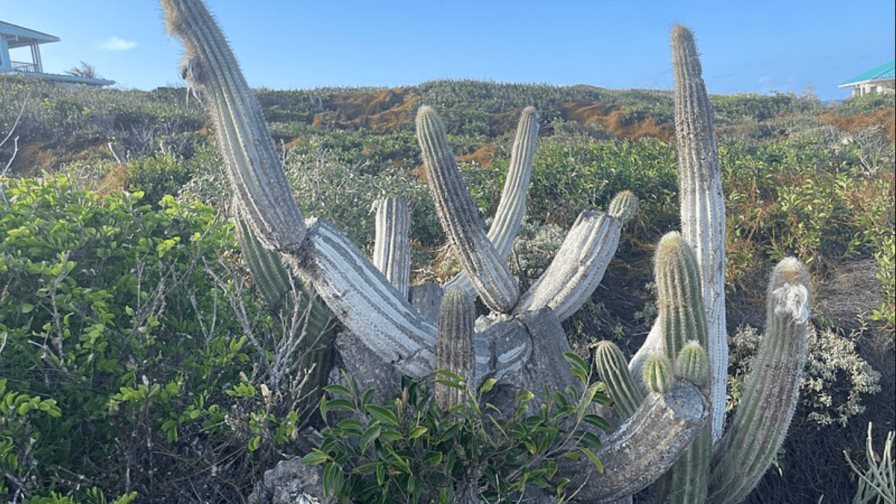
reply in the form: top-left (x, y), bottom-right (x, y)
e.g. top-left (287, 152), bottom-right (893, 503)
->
top-left (307, 354), bottom-right (610, 503)
top-left (0, 176), bottom-right (304, 502)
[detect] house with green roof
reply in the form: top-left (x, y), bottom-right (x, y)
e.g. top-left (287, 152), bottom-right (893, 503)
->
top-left (0, 19), bottom-right (114, 86)
top-left (838, 61), bottom-right (895, 97)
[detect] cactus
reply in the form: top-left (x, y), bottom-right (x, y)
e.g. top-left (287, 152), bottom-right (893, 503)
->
top-left (642, 355), bottom-right (673, 394)
top-left (445, 106), bottom-right (538, 296)
top-left (435, 289), bottom-right (475, 410)
top-left (594, 341), bottom-right (644, 420)
top-left (160, 3), bottom-right (808, 502)
top-left (676, 342), bottom-right (709, 389)
top-left (608, 190), bottom-right (639, 224)
top-left (372, 196), bottom-right (411, 299)
top-left (708, 258), bottom-right (810, 504)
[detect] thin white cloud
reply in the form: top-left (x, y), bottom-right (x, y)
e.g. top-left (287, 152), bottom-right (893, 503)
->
top-left (99, 37), bottom-right (137, 51)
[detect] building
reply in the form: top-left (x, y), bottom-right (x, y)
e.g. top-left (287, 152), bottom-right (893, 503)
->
top-left (0, 20), bottom-right (114, 86)
top-left (838, 61), bottom-right (895, 97)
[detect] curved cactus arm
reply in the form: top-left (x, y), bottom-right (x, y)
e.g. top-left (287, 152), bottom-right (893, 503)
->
top-left (292, 218), bottom-right (438, 377)
top-left (162, 0), bottom-right (305, 252)
top-left (572, 382), bottom-right (709, 503)
top-left (516, 210), bottom-right (620, 321)
top-left (416, 106), bottom-right (520, 313)
top-left (672, 24), bottom-right (728, 443)
top-left (517, 191), bottom-right (637, 321)
top-left (445, 106), bottom-right (539, 296)
top-left (628, 320), bottom-right (663, 392)
top-left (435, 289), bottom-right (476, 410)
top-left (594, 341), bottom-right (645, 420)
top-left (372, 196), bottom-right (411, 300)
top-left (707, 258), bottom-right (810, 504)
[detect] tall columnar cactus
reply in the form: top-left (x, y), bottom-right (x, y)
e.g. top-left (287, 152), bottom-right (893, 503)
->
top-left (671, 24), bottom-right (728, 441)
top-left (708, 258), bottom-right (810, 504)
top-left (160, 3), bottom-right (808, 502)
top-left (435, 289), bottom-right (475, 410)
top-left (654, 232), bottom-right (712, 504)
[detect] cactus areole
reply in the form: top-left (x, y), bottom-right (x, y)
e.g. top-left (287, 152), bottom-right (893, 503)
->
top-left (161, 1), bottom-right (810, 502)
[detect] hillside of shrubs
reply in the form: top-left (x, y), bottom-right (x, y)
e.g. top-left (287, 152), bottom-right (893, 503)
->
top-left (0, 74), bottom-right (894, 503)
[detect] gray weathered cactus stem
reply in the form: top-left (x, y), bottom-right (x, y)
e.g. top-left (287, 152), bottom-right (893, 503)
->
top-left (372, 196), bottom-right (411, 299)
top-left (161, 3), bottom-right (804, 502)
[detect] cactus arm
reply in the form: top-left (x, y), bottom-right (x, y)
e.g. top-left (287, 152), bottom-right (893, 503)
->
top-left (651, 231), bottom-right (712, 503)
top-left (517, 192), bottom-right (637, 321)
top-left (594, 341), bottom-right (645, 420)
top-left (572, 382), bottom-right (709, 503)
top-left (672, 24), bottom-right (728, 442)
top-left (293, 218), bottom-right (438, 377)
top-left (445, 106), bottom-right (539, 296)
top-left (372, 196), bottom-right (411, 300)
top-left (161, 0), bottom-right (305, 252)
top-left (435, 290), bottom-right (476, 410)
top-left (416, 106), bottom-right (520, 313)
top-left (707, 258), bottom-right (810, 504)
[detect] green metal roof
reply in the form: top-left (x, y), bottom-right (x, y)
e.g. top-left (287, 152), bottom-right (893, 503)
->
top-left (0, 20), bottom-right (60, 48)
top-left (839, 60), bottom-right (896, 86)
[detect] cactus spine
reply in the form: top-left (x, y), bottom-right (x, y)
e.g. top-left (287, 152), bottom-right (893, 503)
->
top-left (642, 355), bottom-right (673, 394)
top-left (372, 196), bottom-right (411, 299)
top-left (435, 289), bottom-right (475, 410)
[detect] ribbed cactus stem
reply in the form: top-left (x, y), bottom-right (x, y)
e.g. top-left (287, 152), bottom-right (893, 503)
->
top-left (446, 106), bottom-right (538, 296)
top-left (594, 341), bottom-right (645, 419)
top-left (675, 342), bottom-right (709, 389)
top-left (517, 208), bottom-right (623, 321)
top-left (372, 196), bottom-right (411, 299)
top-left (608, 190), bottom-right (639, 225)
top-left (672, 24), bottom-right (728, 442)
top-left (642, 355), bottom-right (673, 394)
top-left (708, 258), bottom-right (810, 504)
top-left (654, 231), bottom-right (712, 503)
top-left (655, 232), bottom-right (709, 358)
top-left (161, 0), bottom-right (306, 253)
top-left (435, 289), bottom-right (475, 410)
top-left (416, 106), bottom-right (520, 313)
top-left (292, 219), bottom-right (438, 378)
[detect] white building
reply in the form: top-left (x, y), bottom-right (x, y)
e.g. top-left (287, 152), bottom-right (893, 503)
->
top-left (838, 61), bottom-right (895, 97)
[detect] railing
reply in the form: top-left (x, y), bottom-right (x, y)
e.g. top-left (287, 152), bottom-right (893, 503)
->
top-left (10, 61), bottom-right (38, 73)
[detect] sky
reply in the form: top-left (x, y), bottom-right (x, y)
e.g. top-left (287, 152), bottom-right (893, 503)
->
top-left (1, 1), bottom-right (894, 101)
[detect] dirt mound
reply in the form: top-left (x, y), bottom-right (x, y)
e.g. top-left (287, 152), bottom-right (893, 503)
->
top-left (311, 88), bottom-right (416, 132)
top-left (818, 107), bottom-right (896, 145)
top-left (560, 101), bottom-right (673, 141)
top-left (457, 143), bottom-right (498, 167)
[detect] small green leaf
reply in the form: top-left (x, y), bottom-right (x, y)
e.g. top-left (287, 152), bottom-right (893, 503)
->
top-left (408, 426), bottom-right (428, 439)
top-left (300, 449), bottom-right (331, 466)
top-left (479, 378), bottom-right (498, 395)
top-left (578, 447), bottom-right (604, 473)
top-left (364, 404), bottom-right (399, 427)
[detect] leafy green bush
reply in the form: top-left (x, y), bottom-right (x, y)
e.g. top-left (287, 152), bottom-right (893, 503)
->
top-left (306, 354), bottom-right (610, 503)
top-left (0, 176), bottom-right (306, 502)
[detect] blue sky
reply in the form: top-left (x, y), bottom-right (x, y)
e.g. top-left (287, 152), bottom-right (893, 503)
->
top-left (1, 1), bottom-right (894, 100)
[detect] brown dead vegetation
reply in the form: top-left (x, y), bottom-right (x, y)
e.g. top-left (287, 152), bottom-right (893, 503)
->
top-left (311, 88), bottom-right (417, 132)
top-left (457, 142), bottom-right (498, 167)
top-left (818, 107), bottom-right (896, 145)
top-left (560, 101), bottom-right (673, 141)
